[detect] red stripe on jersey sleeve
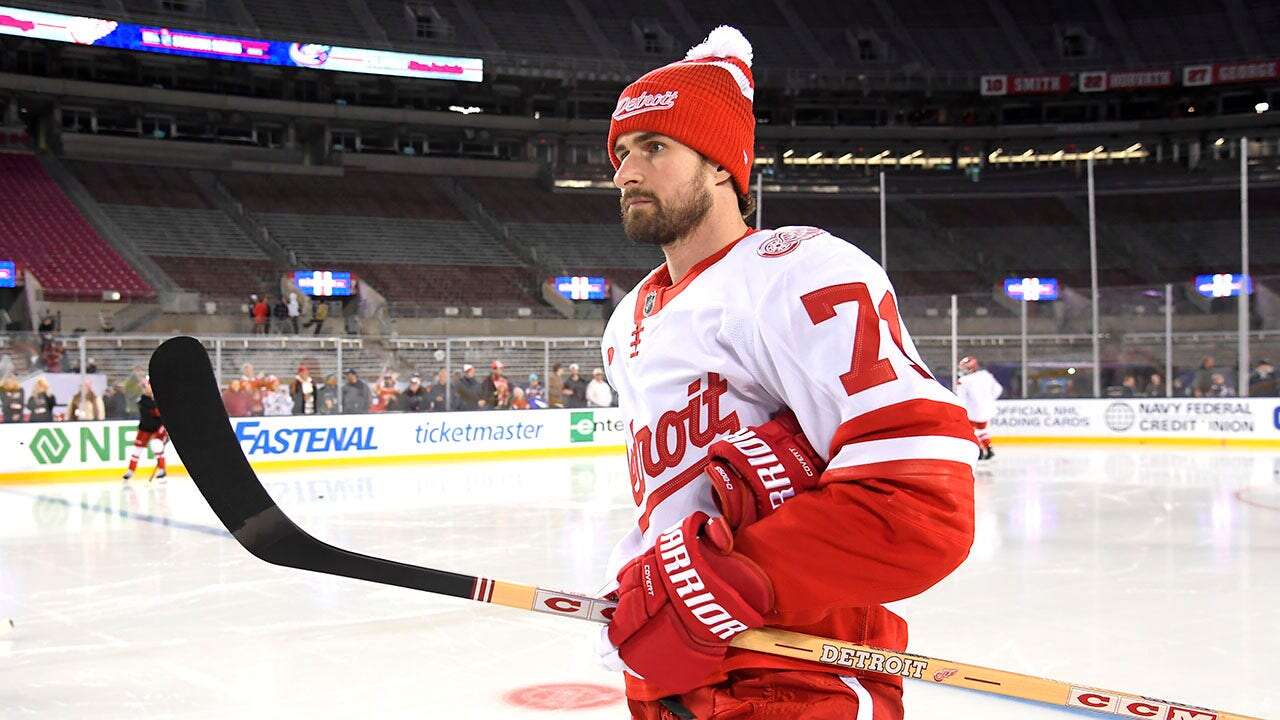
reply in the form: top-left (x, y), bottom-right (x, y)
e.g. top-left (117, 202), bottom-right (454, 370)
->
top-left (828, 398), bottom-right (977, 456)
top-left (733, 459), bottom-right (974, 627)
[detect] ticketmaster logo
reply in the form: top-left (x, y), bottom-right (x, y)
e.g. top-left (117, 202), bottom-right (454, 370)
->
top-left (30, 428), bottom-right (71, 464)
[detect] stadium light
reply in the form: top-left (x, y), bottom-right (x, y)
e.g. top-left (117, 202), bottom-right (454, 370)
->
top-left (448, 105), bottom-right (481, 114)
top-left (1125, 143), bottom-right (1142, 152)
top-left (988, 148), bottom-right (1003, 161)
top-left (1256, 102), bottom-right (1270, 114)
top-left (1214, 137), bottom-right (1226, 147)
top-left (782, 149), bottom-right (794, 158)
top-left (807, 151), bottom-right (823, 161)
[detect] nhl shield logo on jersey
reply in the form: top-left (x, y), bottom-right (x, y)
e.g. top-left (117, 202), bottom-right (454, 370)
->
top-left (756, 227), bottom-right (823, 258)
top-left (643, 291), bottom-right (657, 316)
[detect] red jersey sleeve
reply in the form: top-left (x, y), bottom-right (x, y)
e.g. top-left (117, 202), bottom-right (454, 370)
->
top-left (730, 233), bottom-right (977, 625)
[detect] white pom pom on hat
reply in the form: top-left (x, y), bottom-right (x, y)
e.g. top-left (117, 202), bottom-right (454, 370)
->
top-left (684, 25), bottom-right (753, 68)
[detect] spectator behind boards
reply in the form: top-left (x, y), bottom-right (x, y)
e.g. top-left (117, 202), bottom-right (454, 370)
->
top-left (563, 363), bottom-right (589, 409)
top-left (586, 368), bottom-right (614, 407)
top-left (453, 364), bottom-right (485, 411)
top-left (341, 368), bottom-right (372, 414)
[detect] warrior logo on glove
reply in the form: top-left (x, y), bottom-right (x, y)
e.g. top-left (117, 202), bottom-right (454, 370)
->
top-left (656, 524), bottom-right (751, 640)
top-left (606, 512), bottom-right (773, 694)
top-left (705, 408), bottom-right (824, 530)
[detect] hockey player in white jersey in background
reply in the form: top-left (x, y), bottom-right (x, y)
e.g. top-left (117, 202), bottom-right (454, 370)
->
top-left (955, 356), bottom-right (1003, 460)
top-left (596, 25), bottom-right (978, 720)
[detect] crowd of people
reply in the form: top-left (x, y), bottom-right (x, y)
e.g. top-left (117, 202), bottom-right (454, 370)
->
top-left (221, 360), bottom-right (617, 417)
top-left (0, 366), bottom-right (150, 423)
top-left (247, 293), bottom-right (356, 335)
top-left (1108, 357), bottom-right (1278, 398)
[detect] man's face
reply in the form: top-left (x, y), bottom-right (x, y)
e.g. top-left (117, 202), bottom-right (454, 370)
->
top-left (613, 132), bottom-right (715, 247)
top-left (346, 373), bottom-right (357, 384)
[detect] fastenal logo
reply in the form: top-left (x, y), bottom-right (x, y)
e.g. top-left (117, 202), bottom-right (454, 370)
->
top-left (1104, 402), bottom-right (1136, 432)
top-left (30, 428), bottom-right (72, 464)
top-left (570, 411), bottom-right (596, 443)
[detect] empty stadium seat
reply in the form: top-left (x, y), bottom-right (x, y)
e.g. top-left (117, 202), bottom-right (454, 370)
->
top-left (0, 153), bottom-right (153, 299)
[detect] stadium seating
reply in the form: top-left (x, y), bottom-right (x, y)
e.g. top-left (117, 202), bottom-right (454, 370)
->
top-left (461, 178), bottom-right (662, 276)
top-left (48, 154), bottom-right (1280, 311)
top-left (219, 171), bottom-right (467, 219)
top-left (217, 171), bottom-right (542, 309)
top-left (239, 0), bottom-right (364, 41)
top-left (0, 153), bottom-right (152, 299)
top-left (468, 0), bottom-right (601, 58)
top-left (67, 160), bottom-right (270, 299)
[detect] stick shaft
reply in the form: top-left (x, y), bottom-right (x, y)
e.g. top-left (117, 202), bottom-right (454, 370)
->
top-left (488, 578), bottom-right (1260, 720)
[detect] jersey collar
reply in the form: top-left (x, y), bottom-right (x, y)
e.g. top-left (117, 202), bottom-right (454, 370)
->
top-left (634, 228), bottom-right (762, 322)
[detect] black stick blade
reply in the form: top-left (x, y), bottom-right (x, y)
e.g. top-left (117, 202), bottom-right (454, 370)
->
top-left (149, 336), bottom-right (282, 544)
top-left (148, 336), bottom-right (476, 598)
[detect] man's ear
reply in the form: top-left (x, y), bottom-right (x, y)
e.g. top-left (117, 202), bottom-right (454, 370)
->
top-left (711, 164), bottom-right (734, 186)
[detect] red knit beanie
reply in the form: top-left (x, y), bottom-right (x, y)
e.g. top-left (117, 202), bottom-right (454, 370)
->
top-left (608, 26), bottom-right (756, 195)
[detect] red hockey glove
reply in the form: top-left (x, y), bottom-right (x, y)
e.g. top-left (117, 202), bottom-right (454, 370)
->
top-left (606, 512), bottom-right (773, 695)
top-left (705, 408), bottom-right (825, 531)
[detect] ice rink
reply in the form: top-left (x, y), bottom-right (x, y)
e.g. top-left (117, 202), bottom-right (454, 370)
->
top-left (2, 444), bottom-right (1277, 719)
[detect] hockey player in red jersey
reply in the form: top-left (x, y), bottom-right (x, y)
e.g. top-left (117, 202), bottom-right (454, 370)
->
top-left (122, 378), bottom-right (167, 481)
top-left (596, 26), bottom-right (977, 719)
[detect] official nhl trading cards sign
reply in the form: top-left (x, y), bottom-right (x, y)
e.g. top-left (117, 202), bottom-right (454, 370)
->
top-left (0, 5), bottom-right (483, 82)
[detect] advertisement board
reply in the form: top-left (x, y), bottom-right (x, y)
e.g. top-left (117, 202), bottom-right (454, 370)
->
top-left (0, 4), bottom-right (482, 82)
top-left (0, 408), bottom-right (629, 483)
top-left (6, 398), bottom-right (1279, 484)
top-left (989, 398), bottom-right (1280, 445)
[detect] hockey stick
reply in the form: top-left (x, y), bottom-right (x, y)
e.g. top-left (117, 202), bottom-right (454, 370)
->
top-left (146, 435), bottom-right (169, 482)
top-left (149, 337), bottom-right (1261, 720)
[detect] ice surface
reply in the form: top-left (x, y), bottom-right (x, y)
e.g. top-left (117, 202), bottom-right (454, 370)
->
top-left (1, 446), bottom-right (1276, 718)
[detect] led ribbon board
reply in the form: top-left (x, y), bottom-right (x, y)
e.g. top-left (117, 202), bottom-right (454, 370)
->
top-left (0, 5), bottom-right (482, 81)
top-left (0, 261), bottom-right (14, 288)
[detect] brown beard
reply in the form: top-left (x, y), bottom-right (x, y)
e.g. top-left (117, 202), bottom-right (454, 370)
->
top-left (620, 166), bottom-right (714, 247)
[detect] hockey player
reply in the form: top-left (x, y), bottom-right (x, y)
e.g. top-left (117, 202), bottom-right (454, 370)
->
top-left (122, 378), bottom-right (167, 481)
top-left (597, 26), bottom-right (977, 720)
top-left (955, 356), bottom-right (1003, 460)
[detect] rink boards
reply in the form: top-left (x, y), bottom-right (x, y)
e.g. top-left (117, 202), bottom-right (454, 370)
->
top-left (3, 399), bottom-right (1279, 483)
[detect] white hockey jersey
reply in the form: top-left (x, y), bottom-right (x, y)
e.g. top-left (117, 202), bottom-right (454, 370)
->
top-left (600, 226), bottom-right (979, 699)
top-left (955, 368), bottom-right (1003, 423)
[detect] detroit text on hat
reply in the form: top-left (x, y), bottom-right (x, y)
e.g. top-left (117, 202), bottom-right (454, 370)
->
top-left (612, 90), bottom-right (679, 121)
